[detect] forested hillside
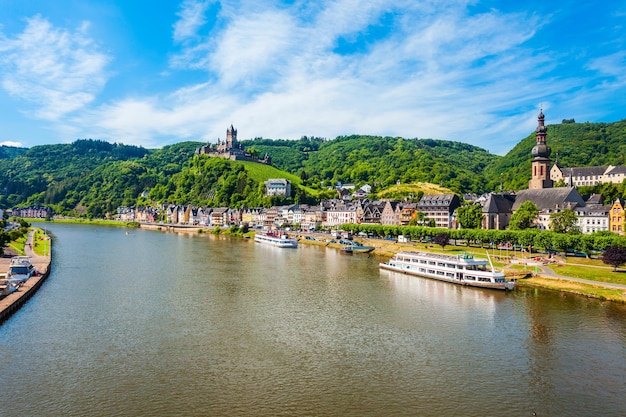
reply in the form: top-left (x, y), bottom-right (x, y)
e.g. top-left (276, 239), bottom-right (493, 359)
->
top-left (484, 119), bottom-right (626, 190)
top-left (0, 145), bottom-right (27, 160)
top-left (242, 135), bottom-right (497, 193)
top-left (148, 157), bottom-right (322, 210)
top-left (2, 118), bottom-right (625, 217)
top-left (0, 140), bottom-right (200, 215)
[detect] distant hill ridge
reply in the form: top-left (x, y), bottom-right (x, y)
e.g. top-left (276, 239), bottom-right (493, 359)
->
top-left (0, 118), bottom-right (624, 216)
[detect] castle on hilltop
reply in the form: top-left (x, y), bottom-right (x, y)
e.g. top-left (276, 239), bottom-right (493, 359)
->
top-left (196, 125), bottom-right (271, 164)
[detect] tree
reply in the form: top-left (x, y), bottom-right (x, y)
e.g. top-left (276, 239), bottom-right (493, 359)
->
top-left (510, 201), bottom-right (538, 230)
top-left (456, 204), bottom-right (483, 229)
top-left (552, 233), bottom-right (571, 255)
top-left (0, 230), bottom-right (10, 256)
top-left (549, 209), bottom-right (580, 233)
top-left (601, 246), bottom-right (626, 271)
top-left (433, 232), bottom-right (450, 250)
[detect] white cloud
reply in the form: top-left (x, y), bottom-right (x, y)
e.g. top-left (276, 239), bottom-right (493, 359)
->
top-left (0, 141), bottom-right (24, 147)
top-left (85, 2), bottom-right (561, 153)
top-left (12, 0), bottom-right (621, 155)
top-left (0, 15), bottom-right (110, 121)
top-left (173, 0), bottom-right (214, 42)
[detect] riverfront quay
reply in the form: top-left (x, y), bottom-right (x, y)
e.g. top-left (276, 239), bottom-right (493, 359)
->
top-left (20, 218), bottom-right (626, 302)
top-left (138, 222), bottom-right (626, 302)
top-left (0, 230), bottom-right (52, 323)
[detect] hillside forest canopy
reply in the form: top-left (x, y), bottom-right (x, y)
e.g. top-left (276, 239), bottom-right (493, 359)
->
top-left (0, 118), bottom-right (625, 217)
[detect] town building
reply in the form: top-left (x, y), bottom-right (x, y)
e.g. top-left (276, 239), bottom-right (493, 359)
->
top-left (609, 199), bottom-right (625, 235)
top-left (481, 109), bottom-right (611, 234)
top-left (11, 206), bottom-right (53, 219)
top-left (551, 164), bottom-right (626, 187)
top-left (575, 203), bottom-right (610, 234)
top-left (481, 193), bottom-right (515, 230)
top-left (514, 187), bottom-right (586, 230)
top-left (264, 179), bottom-right (291, 197)
top-left (416, 194), bottom-right (461, 228)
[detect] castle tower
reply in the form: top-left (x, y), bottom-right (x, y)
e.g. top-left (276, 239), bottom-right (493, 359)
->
top-left (528, 109), bottom-right (553, 189)
top-left (226, 124), bottom-right (237, 149)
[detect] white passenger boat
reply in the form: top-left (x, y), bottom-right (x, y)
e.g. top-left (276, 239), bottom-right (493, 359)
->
top-left (0, 278), bottom-right (19, 297)
top-left (254, 232), bottom-right (298, 248)
top-left (380, 251), bottom-right (516, 291)
top-left (340, 243), bottom-right (375, 254)
top-left (6, 256), bottom-right (37, 284)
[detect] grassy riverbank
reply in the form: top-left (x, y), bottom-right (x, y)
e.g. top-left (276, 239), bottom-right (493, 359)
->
top-left (520, 276), bottom-right (626, 303)
top-left (300, 233), bottom-right (626, 303)
top-left (24, 218), bottom-right (140, 228)
top-left (14, 221), bottom-right (625, 303)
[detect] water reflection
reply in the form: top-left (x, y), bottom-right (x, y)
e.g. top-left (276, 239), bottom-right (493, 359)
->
top-left (0, 224), bottom-right (623, 417)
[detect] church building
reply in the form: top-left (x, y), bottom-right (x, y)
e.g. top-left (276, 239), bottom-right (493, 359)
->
top-left (512, 109), bottom-right (586, 229)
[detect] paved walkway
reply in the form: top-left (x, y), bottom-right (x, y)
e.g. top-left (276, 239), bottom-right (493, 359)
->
top-left (532, 264), bottom-right (626, 290)
top-left (1, 230), bottom-right (50, 276)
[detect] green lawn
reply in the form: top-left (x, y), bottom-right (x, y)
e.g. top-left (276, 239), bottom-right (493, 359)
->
top-left (547, 264), bottom-right (626, 285)
top-left (240, 161), bottom-right (320, 197)
top-left (32, 228), bottom-right (51, 257)
top-left (374, 239), bottom-right (626, 287)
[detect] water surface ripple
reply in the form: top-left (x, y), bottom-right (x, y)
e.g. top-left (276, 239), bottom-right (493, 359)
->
top-left (0, 224), bottom-right (624, 416)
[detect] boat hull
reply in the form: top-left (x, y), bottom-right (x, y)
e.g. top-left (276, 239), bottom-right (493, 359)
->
top-left (380, 252), bottom-right (516, 291)
top-left (341, 245), bottom-right (375, 254)
top-left (254, 234), bottom-right (298, 248)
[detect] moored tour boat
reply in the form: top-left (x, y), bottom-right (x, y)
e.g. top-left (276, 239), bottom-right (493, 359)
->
top-left (254, 231), bottom-right (298, 248)
top-left (6, 256), bottom-right (37, 284)
top-left (340, 243), bottom-right (375, 254)
top-left (380, 251), bottom-right (516, 291)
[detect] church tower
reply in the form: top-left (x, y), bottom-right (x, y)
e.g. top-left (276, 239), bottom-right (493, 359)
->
top-left (528, 109), bottom-right (553, 189)
top-left (226, 124), bottom-right (237, 149)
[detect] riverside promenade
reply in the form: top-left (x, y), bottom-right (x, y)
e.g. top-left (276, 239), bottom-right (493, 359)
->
top-left (0, 230), bottom-right (52, 323)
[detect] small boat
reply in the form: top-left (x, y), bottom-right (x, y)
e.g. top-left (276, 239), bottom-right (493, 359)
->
top-left (6, 256), bottom-right (37, 284)
top-left (380, 251), bottom-right (516, 291)
top-left (341, 243), bottom-right (375, 254)
top-left (0, 278), bottom-right (19, 297)
top-left (254, 231), bottom-right (298, 248)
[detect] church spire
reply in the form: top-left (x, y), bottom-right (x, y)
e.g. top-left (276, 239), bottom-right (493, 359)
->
top-left (528, 108), bottom-right (553, 189)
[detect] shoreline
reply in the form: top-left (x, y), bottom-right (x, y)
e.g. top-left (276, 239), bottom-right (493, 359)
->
top-left (136, 224), bottom-right (626, 303)
top-left (26, 220), bottom-right (626, 303)
top-left (0, 229), bottom-right (52, 324)
top-left (295, 232), bottom-right (626, 304)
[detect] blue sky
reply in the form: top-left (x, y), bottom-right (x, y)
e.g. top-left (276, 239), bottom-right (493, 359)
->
top-left (0, 0), bottom-right (624, 155)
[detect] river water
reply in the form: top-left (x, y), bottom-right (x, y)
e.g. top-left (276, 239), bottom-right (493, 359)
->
top-left (0, 224), bottom-right (624, 417)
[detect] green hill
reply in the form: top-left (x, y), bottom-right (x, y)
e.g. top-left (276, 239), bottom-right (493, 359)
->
top-left (3, 118), bottom-right (626, 217)
top-left (0, 145), bottom-right (28, 160)
top-left (148, 156), bottom-right (321, 210)
top-left (484, 119), bottom-right (626, 191)
top-left (243, 135), bottom-right (497, 194)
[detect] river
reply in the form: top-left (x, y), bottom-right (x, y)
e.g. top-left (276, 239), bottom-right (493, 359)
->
top-left (0, 223), bottom-right (624, 417)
